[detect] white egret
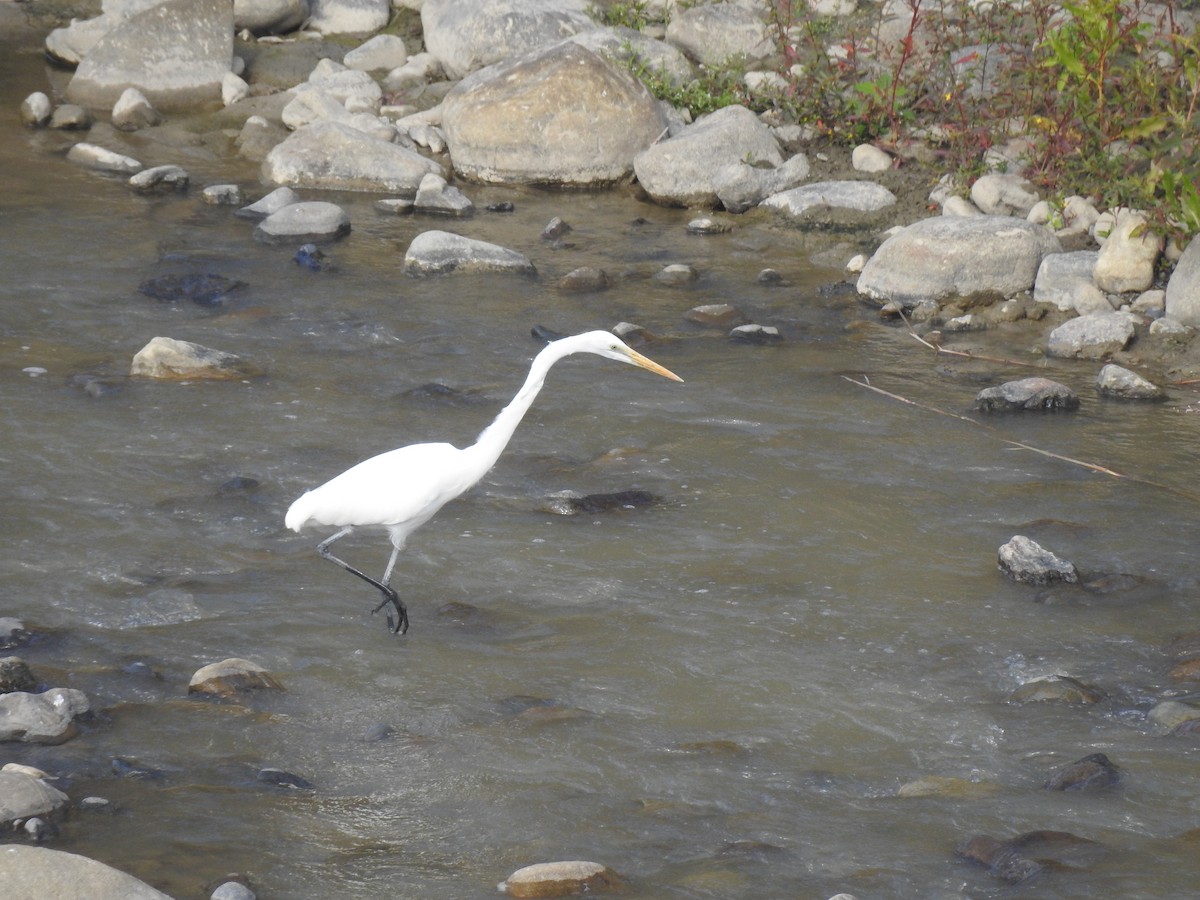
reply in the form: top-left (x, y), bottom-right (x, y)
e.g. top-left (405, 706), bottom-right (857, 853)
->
top-left (285, 330), bottom-right (683, 634)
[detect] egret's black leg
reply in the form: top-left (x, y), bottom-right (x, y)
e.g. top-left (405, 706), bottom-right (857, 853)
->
top-left (317, 530), bottom-right (409, 634)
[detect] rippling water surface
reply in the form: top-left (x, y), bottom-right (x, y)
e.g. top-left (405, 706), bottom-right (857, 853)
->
top-left (3, 26), bottom-right (1200, 900)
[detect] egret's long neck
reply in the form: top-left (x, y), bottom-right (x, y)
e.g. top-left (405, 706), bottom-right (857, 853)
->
top-left (459, 345), bottom-right (562, 478)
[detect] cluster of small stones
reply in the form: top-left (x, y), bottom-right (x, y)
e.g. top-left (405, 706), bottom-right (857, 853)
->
top-left (1, 614), bottom-right (284, 899)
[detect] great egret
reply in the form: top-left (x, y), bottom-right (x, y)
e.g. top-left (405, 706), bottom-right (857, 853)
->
top-left (285, 330), bottom-right (683, 634)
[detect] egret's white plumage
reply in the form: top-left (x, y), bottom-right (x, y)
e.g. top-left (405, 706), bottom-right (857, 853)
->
top-left (286, 330), bottom-right (683, 634)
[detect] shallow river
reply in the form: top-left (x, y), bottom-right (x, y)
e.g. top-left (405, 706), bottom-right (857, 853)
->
top-left (3, 23), bottom-right (1200, 900)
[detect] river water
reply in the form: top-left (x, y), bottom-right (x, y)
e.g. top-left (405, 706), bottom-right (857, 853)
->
top-left (3, 19), bottom-right (1200, 900)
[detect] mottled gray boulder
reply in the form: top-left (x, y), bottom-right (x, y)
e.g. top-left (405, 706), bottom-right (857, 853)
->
top-left (975, 377), bottom-right (1079, 412)
top-left (715, 154), bottom-right (810, 214)
top-left (65, 0), bottom-right (232, 111)
top-left (1046, 313), bottom-right (1136, 359)
top-left (66, 142), bottom-right (143, 175)
top-left (254, 201), bottom-right (351, 244)
top-left (0, 689), bottom-right (91, 744)
top-left (235, 0), bottom-right (312, 35)
top-left (634, 105), bottom-right (783, 207)
top-left (665, 2), bottom-right (772, 67)
top-left (0, 846), bottom-right (173, 900)
top-left (761, 180), bottom-right (897, 223)
top-left (307, 0), bottom-right (389, 34)
top-left (0, 771), bottom-right (69, 826)
top-left (1165, 233), bottom-right (1200, 326)
top-left (998, 535), bottom-right (1079, 585)
top-left (130, 337), bottom-right (259, 380)
top-left (422, 0), bottom-right (595, 79)
top-left (1095, 363), bottom-right (1166, 400)
top-left (1033, 251), bottom-right (1102, 312)
top-left (441, 42), bottom-right (665, 186)
top-left (569, 25), bottom-right (695, 88)
top-left (969, 172), bottom-right (1040, 217)
top-left (262, 121), bottom-right (443, 192)
top-left (1094, 209), bottom-right (1161, 293)
top-left (403, 230), bottom-right (536, 276)
top-left (857, 216), bottom-right (1062, 307)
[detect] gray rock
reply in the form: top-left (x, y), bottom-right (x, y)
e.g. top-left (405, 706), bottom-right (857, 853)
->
top-left (236, 115), bottom-right (290, 162)
top-left (657, 264), bottom-right (700, 286)
top-left (65, 0), bottom-right (232, 111)
top-left (0, 845), bottom-right (173, 900)
top-left (714, 153), bottom-right (811, 214)
top-left (974, 376), bottom-right (1079, 412)
top-left (262, 121), bottom-right (443, 192)
top-left (1044, 753), bottom-right (1121, 791)
top-left (1032, 250), bottom-right (1098, 310)
top-left (414, 173), bottom-right (473, 216)
top-left (211, 880), bottom-right (257, 900)
top-left (1165, 233), bottom-right (1200, 326)
top-left (970, 173), bottom-right (1040, 217)
top-left (236, 185), bottom-right (299, 219)
top-left (1009, 675), bottom-right (1105, 704)
top-left (503, 860), bottom-right (622, 898)
top-left (851, 143), bottom-right (892, 173)
top-left (295, 58), bottom-right (383, 108)
top-left (0, 688), bottom-right (91, 744)
top-left (998, 535), bottom-right (1079, 586)
top-left (402, 230), bottom-right (536, 276)
top-left (1148, 699), bottom-right (1200, 730)
top-left (441, 42), bottom-right (665, 186)
top-left (344, 33), bottom-right (408, 71)
top-left (188, 658), bottom-right (284, 696)
top-left (664, 2), bottom-right (772, 67)
top-left (222, 72), bottom-right (249, 107)
top-left (66, 142), bottom-right (144, 175)
top-left (730, 324), bottom-right (782, 344)
top-left (234, 0), bottom-right (311, 35)
top-left (130, 337), bottom-right (259, 381)
top-left (307, 0), bottom-right (389, 35)
top-left (634, 105), bottom-right (783, 207)
top-left (569, 25), bottom-right (695, 89)
top-left (1094, 209), bottom-right (1161, 293)
top-left (49, 105), bottom-right (94, 130)
top-left (111, 87), bottom-right (161, 131)
top-left (857, 216), bottom-right (1061, 307)
top-left (129, 165), bottom-right (189, 193)
top-left (421, 0), bottom-right (595, 79)
top-left (202, 184), bottom-right (244, 205)
top-left (557, 267), bottom-right (610, 292)
top-left (1045, 313), bottom-right (1136, 359)
top-left (1095, 363), bottom-right (1166, 400)
top-left (254, 200), bottom-right (351, 243)
top-left (0, 619), bottom-right (32, 651)
top-left (0, 772), bottom-right (69, 827)
top-left (761, 180), bottom-right (897, 222)
top-left (19, 92), bottom-right (52, 127)
top-left (0, 657), bottom-right (37, 693)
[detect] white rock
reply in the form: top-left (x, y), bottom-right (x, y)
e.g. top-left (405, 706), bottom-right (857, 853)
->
top-left (344, 33), bottom-right (408, 71)
top-left (66, 142), bottom-right (143, 174)
top-left (1094, 208), bottom-right (1161, 293)
top-left (111, 87), bottom-right (161, 131)
top-left (851, 143), bottom-right (892, 173)
top-left (307, 0), bottom-right (390, 34)
top-left (223, 71), bottom-right (250, 106)
top-left (19, 92), bottom-right (52, 127)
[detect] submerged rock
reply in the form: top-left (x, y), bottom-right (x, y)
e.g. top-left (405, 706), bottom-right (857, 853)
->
top-left (188, 658), bottom-right (284, 697)
top-left (974, 377), bottom-right (1079, 412)
top-left (1044, 753), bottom-right (1121, 791)
top-left (130, 337), bottom-right (259, 380)
top-left (1009, 675), bottom-right (1105, 705)
top-left (502, 860), bottom-right (622, 898)
top-left (139, 274), bottom-right (244, 306)
top-left (541, 489), bottom-right (656, 516)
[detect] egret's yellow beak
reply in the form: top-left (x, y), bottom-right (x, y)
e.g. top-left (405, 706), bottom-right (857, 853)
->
top-left (626, 347), bottom-right (684, 383)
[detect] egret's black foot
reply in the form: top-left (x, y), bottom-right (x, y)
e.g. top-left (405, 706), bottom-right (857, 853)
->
top-left (371, 590), bottom-right (409, 635)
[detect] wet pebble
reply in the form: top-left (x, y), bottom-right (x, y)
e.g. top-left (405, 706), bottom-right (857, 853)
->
top-left (1168, 657), bottom-right (1200, 681)
top-left (129, 164), bottom-right (189, 193)
top-left (540, 216), bottom-right (571, 240)
top-left (78, 796), bottom-right (113, 813)
top-left (139, 274), bottom-right (245, 306)
top-left (686, 216), bottom-right (730, 234)
top-left (111, 757), bottom-right (167, 781)
top-left (656, 263), bottom-right (699, 285)
top-left (24, 816), bottom-right (57, 842)
top-left (188, 658), bottom-right (284, 697)
top-left (1043, 752), bottom-right (1121, 791)
top-left (361, 722), bottom-right (395, 742)
top-left (201, 184), bottom-right (243, 206)
top-left (756, 267), bottom-right (785, 284)
top-left (0, 656), bottom-right (38, 693)
top-left (540, 489), bottom-right (655, 516)
top-left (50, 104), bottom-right (92, 130)
top-left (0, 618), bottom-right (32, 650)
top-left (1148, 699), bottom-right (1200, 730)
top-left (486, 201), bottom-right (515, 213)
top-left (897, 775), bottom-right (1000, 799)
top-left (502, 860), bottom-right (622, 897)
top-left (293, 243), bottom-right (331, 271)
top-left (130, 337), bottom-right (260, 381)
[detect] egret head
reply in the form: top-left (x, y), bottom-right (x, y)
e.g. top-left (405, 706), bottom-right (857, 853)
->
top-left (572, 330), bottom-right (684, 382)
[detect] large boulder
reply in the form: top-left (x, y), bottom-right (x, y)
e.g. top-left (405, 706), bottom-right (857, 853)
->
top-left (665, 2), bottom-right (772, 67)
top-left (45, 0), bottom-right (166, 66)
top-left (65, 0), bottom-right (233, 111)
top-left (402, 231), bottom-right (536, 276)
top-left (1165, 233), bottom-right (1200, 326)
top-left (440, 42), bottom-right (666, 186)
top-left (0, 846), bottom-right (173, 900)
top-left (857, 216), bottom-right (1062, 307)
top-left (0, 771), bottom-right (69, 827)
top-left (421, 0), bottom-right (595, 79)
top-left (262, 121), bottom-right (443, 192)
top-left (634, 105), bottom-right (784, 207)
top-left (0, 688), bottom-right (91, 744)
